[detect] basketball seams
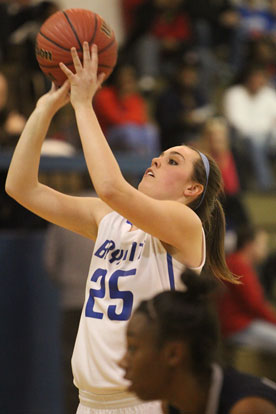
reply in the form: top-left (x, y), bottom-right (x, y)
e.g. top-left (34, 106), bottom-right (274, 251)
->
top-left (39, 62), bottom-right (74, 69)
top-left (89, 13), bottom-right (98, 44)
top-left (39, 62), bottom-right (113, 69)
top-left (98, 63), bottom-right (113, 69)
top-left (38, 31), bottom-right (71, 52)
top-left (63, 10), bottom-right (82, 50)
top-left (98, 38), bottom-right (116, 55)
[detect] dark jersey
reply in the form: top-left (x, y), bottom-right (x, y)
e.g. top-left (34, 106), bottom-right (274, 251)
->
top-left (169, 366), bottom-right (276, 414)
top-left (218, 367), bottom-right (276, 414)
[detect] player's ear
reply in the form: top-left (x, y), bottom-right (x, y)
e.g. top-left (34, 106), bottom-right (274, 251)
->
top-left (183, 182), bottom-right (203, 198)
top-left (163, 341), bottom-right (187, 367)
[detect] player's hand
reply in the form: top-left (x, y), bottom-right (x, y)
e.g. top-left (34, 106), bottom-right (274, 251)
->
top-left (59, 42), bottom-right (105, 109)
top-left (36, 80), bottom-right (70, 115)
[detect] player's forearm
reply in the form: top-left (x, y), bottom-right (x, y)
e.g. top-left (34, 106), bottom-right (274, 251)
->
top-left (74, 103), bottom-right (127, 199)
top-left (5, 106), bottom-right (52, 198)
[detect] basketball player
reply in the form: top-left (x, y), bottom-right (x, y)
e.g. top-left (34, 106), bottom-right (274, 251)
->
top-left (120, 268), bottom-right (276, 414)
top-left (6, 42), bottom-right (236, 413)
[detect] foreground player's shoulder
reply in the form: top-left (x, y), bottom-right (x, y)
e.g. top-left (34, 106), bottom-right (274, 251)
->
top-left (230, 397), bottom-right (276, 414)
top-left (221, 367), bottom-right (276, 414)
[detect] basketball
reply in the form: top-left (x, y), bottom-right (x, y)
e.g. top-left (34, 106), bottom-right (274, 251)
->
top-left (36, 8), bottom-right (118, 86)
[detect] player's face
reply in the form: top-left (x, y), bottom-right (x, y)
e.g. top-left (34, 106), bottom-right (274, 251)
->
top-left (120, 312), bottom-right (171, 401)
top-left (138, 145), bottom-right (199, 201)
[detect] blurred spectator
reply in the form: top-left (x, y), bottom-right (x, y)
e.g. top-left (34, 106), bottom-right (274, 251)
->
top-left (0, 1), bottom-right (59, 114)
top-left (93, 62), bottom-right (160, 156)
top-left (235, 0), bottom-right (276, 42)
top-left (197, 117), bottom-right (250, 232)
top-left (41, 138), bottom-right (77, 157)
top-left (244, 36), bottom-right (276, 86)
top-left (0, 71), bottom-right (26, 149)
top-left (236, 0), bottom-right (271, 40)
top-left (121, 0), bottom-right (146, 31)
top-left (155, 62), bottom-right (213, 150)
top-left (217, 225), bottom-right (276, 354)
top-left (198, 117), bottom-right (240, 195)
top-left (44, 207), bottom-right (95, 414)
top-left (232, 0), bottom-right (276, 71)
top-left (186, 0), bottom-right (239, 51)
top-left (223, 64), bottom-right (276, 191)
top-left (186, 0), bottom-right (240, 76)
top-left (122, 0), bottom-right (194, 90)
top-left (0, 1), bottom-right (59, 65)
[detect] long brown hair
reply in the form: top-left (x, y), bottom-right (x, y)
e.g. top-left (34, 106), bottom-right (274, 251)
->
top-left (188, 149), bottom-right (238, 284)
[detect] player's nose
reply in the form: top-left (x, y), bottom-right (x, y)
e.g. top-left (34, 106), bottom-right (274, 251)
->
top-left (151, 156), bottom-right (161, 168)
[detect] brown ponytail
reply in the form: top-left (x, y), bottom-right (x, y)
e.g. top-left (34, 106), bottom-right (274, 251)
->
top-left (188, 149), bottom-right (239, 284)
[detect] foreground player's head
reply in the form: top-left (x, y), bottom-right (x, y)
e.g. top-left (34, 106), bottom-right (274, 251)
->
top-left (139, 144), bottom-right (237, 284)
top-left (120, 269), bottom-right (219, 403)
top-left (138, 145), bottom-right (215, 209)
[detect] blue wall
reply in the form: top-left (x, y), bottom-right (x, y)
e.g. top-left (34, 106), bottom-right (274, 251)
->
top-left (0, 231), bottom-right (62, 414)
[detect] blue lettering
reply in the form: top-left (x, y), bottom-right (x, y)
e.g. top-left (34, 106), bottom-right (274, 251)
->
top-left (108, 269), bottom-right (136, 320)
top-left (109, 249), bottom-right (124, 264)
top-left (129, 242), bottom-right (137, 261)
top-left (85, 268), bottom-right (136, 320)
top-left (85, 268), bottom-right (107, 319)
top-left (94, 240), bottom-right (115, 259)
top-left (137, 243), bottom-right (144, 259)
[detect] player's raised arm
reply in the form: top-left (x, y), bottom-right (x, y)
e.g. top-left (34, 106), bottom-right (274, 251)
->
top-left (59, 43), bottom-right (203, 261)
top-left (5, 81), bottom-right (110, 240)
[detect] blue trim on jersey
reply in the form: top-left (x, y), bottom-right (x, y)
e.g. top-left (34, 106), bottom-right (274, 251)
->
top-left (167, 253), bottom-right (175, 290)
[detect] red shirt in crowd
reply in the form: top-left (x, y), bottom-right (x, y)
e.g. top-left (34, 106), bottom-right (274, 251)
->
top-left (217, 251), bottom-right (276, 338)
top-left (93, 86), bottom-right (148, 134)
top-left (213, 152), bottom-right (240, 195)
top-left (150, 12), bottom-right (192, 41)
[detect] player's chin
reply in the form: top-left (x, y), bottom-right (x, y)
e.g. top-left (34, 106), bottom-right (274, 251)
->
top-left (128, 383), bottom-right (154, 402)
top-left (127, 381), bottom-right (135, 393)
top-left (137, 180), bottom-right (154, 196)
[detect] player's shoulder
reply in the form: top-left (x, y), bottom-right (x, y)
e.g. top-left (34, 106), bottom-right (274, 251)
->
top-left (219, 366), bottom-right (276, 413)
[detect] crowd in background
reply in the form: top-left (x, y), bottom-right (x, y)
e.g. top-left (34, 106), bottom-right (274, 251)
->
top-left (1, 0), bottom-right (276, 189)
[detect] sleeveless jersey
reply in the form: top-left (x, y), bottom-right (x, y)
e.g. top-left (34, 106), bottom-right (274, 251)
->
top-left (72, 211), bottom-right (205, 405)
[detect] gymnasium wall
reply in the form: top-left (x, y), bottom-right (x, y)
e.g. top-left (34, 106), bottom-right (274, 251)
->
top-left (0, 232), bottom-right (62, 414)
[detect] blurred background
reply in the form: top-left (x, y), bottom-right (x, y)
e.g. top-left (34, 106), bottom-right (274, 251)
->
top-left (0, 1), bottom-right (276, 413)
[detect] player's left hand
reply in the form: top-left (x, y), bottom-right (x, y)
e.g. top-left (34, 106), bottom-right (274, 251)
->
top-left (59, 42), bottom-right (105, 109)
top-left (36, 80), bottom-right (70, 115)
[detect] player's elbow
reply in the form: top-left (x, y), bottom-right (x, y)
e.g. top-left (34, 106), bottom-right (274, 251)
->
top-left (5, 174), bottom-right (29, 203)
top-left (96, 181), bottom-right (117, 201)
top-left (5, 181), bottom-right (23, 204)
top-left (96, 180), bottom-right (125, 205)
top-left (5, 175), bottom-right (16, 199)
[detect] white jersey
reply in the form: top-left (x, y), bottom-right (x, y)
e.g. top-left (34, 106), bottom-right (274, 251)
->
top-left (72, 211), bottom-right (206, 407)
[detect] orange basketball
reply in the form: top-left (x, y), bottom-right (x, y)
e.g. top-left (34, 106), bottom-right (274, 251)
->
top-left (36, 8), bottom-right (118, 86)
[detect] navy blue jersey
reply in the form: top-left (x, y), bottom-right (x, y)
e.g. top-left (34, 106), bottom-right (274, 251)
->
top-left (169, 366), bottom-right (276, 414)
top-left (218, 367), bottom-right (276, 414)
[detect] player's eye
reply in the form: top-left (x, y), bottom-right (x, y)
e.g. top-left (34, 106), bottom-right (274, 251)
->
top-left (127, 343), bottom-right (138, 354)
top-left (168, 158), bottom-right (178, 165)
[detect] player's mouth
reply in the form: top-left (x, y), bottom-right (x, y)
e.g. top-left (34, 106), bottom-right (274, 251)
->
top-left (144, 168), bottom-right (155, 177)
